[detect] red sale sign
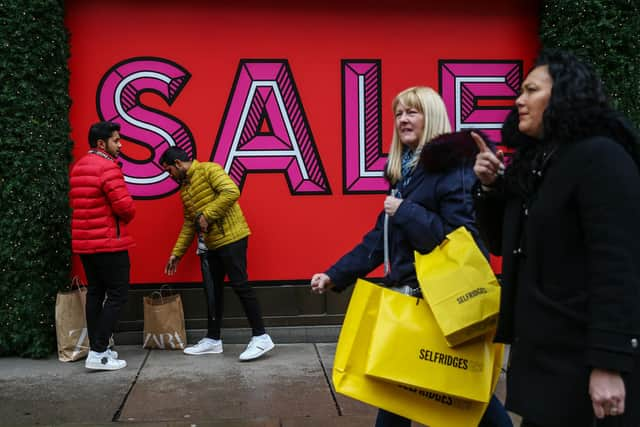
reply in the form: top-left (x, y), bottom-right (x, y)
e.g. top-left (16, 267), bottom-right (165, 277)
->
top-left (66, 0), bottom-right (539, 285)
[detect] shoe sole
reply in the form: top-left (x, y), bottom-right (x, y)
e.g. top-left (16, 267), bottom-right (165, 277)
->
top-left (183, 349), bottom-right (223, 355)
top-left (85, 361), bottom-right (127, 371)
top-left (238, 342), bottom-right (275, 361)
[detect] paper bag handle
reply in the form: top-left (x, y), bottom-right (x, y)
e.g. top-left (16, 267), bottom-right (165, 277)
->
top-left (69, 276), bottom-right (87, 290)
top-left (148, 284), bottom-right (177, 304)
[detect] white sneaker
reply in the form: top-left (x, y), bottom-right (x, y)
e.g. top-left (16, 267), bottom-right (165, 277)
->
top-left (183, 338), bottom-right (223, 355)
top-left (239, 334), bottom-right (274, 361)
top-left (107, 348), bottom-right (118, 359)
top-left (85, 350), bottom-right (127, 371)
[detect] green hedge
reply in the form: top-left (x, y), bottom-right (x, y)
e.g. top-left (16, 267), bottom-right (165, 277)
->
top-left (540, 0), bottom-right (640, 127)
top-left (0, 1), bottom-right (637, 357)
top-left (0, 0), bottom-right (72, 357)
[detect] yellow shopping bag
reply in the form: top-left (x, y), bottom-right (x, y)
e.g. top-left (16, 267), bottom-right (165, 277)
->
top-left (365, 284), bottom-right (496, 402)
top-left (333, 279), bottom-right (504, 427)
top-left (415, 226), bottom-right (501, 347)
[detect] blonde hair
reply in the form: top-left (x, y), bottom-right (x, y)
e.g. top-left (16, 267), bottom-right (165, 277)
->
top-left (386, 86), bottom-right (451, 185)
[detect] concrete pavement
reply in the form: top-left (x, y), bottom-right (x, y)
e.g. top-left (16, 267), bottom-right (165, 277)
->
top-left (0, 343), bottom-right (520, 427)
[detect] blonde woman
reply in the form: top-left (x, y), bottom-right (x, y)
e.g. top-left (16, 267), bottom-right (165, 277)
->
top-left (311, 86), bottom-right (511, 426)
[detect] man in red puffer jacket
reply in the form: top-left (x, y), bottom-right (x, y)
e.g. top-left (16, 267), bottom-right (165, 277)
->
top-left (70, 121), bottom-right (135, 371)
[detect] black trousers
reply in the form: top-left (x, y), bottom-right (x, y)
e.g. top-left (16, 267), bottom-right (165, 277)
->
top-left (80, 251), bottom-right (130, 353)
top-left (201, 237), bottom-right (265, 340)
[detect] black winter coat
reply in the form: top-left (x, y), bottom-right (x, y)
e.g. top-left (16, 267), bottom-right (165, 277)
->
top-left (475, 127), bottom-right (640, 426)
top-left (327, 131), bottom-right (485, 291)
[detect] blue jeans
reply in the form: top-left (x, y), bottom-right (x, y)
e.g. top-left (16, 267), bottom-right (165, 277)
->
top-left (375, 394), bottom-right (512, 427)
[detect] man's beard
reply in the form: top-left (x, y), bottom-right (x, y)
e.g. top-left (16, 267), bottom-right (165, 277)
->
top-left (176, 170), bottom-right (187, 184)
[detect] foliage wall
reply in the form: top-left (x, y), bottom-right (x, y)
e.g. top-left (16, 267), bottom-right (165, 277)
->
top-left (0, 0), bottom-right (72, 357)
top-left (540, 0), bottom-right (639, 126)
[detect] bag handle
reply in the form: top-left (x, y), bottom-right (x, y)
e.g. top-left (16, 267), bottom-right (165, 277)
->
top-left (159, 284), bottom-right (174, 296)
top-left (149, 290), bottom-right (164, 304)
top-left (68, 276), bottom-right (87, 291)
top-left (384, 188), bottom-right (401, 276)
top-left (148, 284), bottom-right (176, 304)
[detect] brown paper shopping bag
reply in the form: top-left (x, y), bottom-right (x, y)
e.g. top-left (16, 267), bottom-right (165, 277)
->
top-left (143, 289), bottom-right (187, 350)
top-left (55, 277), bottom-right (90, 362)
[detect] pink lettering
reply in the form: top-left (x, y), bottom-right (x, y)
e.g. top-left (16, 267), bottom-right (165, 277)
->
top-left (97, 57), bottom-right (195, 198)
top-left (439, 60), bottom-right (522, 143)
top-left (342, 60), bottom-right (388, 193)
top-left (212, 60), bottom-right (330, 194)
top-left (93, 58), bottom-right (524, 199)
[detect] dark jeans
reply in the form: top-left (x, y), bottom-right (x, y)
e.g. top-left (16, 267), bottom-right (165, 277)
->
top-left (375, 394), bottom-right (512, 427)
top-left (374, 409), bottom-right (409, 427)
top-left (521, 417), bottom-right (623, 427)
top-left (479, 395), bottom-right (514, 427)
top-left (201, 237), bottom-right (265, 340)
top-left (80, 251), bottom-right (130, 353)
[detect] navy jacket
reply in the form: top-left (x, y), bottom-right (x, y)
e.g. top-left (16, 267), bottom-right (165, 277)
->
top-left (327, 132), bottom-right (484, 291)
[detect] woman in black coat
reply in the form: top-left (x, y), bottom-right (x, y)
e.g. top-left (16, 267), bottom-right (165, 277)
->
top-left (472, 49), bottom-right (640, 427)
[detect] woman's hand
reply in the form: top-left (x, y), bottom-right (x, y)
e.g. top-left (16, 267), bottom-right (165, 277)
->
top-left (310, 273), bottom-right (334, 294)
top-left (384, 195), bottom-right (403, 217)
top-left (589, 368), bottom-right (626, 418)
top-left (472, 132), bottom-right (505, 186)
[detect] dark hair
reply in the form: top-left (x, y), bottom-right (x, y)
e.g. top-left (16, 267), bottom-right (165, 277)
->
top-left (503, 49), bottom-right (640, 198)
top-left (535, 49), bottom-right (609, 144)
top-left (536, 48), bottom-right (640, 165)
top-left (159, 147), bottom-right (191, 166)
top-left (88, 121), bottom-right (120, 148)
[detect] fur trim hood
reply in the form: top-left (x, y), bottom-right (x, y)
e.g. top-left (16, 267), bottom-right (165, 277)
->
top-left (420, 131), bottom-right (481, 173)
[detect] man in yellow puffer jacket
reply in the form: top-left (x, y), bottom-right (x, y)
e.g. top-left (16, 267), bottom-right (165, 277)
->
top-left (160, 147), bottom-right (274, 361)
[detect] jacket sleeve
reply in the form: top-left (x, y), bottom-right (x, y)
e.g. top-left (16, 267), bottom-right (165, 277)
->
top-left (325, 212), bottom-right (384, 292)
top-left (392, 165), bottom-right (477, 254)
top-left (201, 163), bottom-right (240, 222)
top-left (472, 179), bottom-right (507, 255)
top-left (171, 210), bottom-right (196, 258)
top-left (102, 163), bottom-right (136, 224)
top-left (577, 138), bottom-right (640, 372)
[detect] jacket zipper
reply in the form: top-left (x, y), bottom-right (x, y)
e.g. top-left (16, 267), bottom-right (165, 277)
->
top-left (115, 217), bottom-right (120, 239)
